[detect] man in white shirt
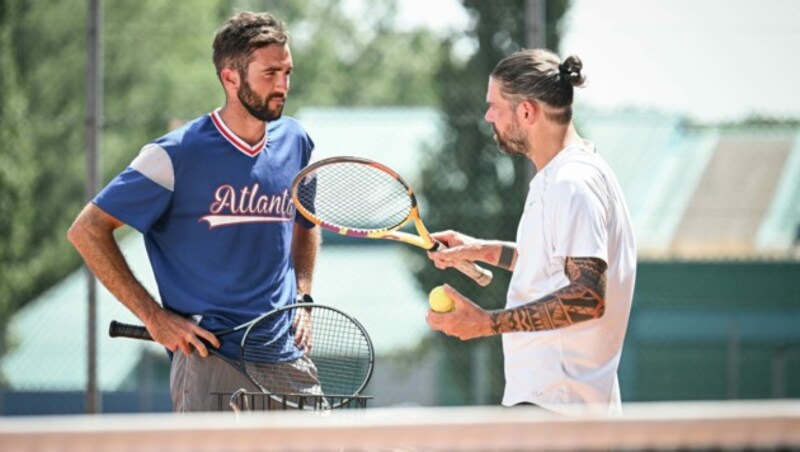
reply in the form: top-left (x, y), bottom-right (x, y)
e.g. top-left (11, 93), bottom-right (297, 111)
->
top-left (427, 49), bottom-right (637, 416)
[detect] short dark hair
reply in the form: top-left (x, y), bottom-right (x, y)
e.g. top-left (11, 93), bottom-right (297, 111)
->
top-left (212, 12), bottom-right (289, 78)
top-left (491, 49), bottom-right (586, 124)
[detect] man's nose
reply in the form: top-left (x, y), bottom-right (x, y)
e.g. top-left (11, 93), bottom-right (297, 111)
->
top-left (275, 75), bottom-right (290, 93)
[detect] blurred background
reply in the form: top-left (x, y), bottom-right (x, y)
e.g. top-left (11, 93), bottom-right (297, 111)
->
top-left (1, 0), bottom-right (798, 415)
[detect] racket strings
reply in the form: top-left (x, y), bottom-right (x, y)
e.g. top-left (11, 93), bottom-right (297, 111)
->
top-left (242, 306), bottom-right (372, 397)
top-left (295, 161), bottom-right (413, 231)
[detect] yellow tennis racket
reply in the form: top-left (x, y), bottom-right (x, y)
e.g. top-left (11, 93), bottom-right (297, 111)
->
top-left (291, 156), bottom-right (493, 286)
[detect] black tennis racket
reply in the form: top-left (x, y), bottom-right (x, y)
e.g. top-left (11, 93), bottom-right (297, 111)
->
top-left (292, 156), bottom-right (493, 286)
top-left (109, 304), bottom-right (374, 409)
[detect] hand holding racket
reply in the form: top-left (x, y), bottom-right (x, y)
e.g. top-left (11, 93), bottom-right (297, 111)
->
top-left (291, 156), bottom-right (493, 286)
top-left (291, 306), bottom-right (314, 352)
top-left (427, 230), bottom-right (488, 269)
top-left (110, 304), bottom-right (374, 409)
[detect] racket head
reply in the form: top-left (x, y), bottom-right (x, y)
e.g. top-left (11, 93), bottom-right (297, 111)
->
top-left (239, 303), bottom-right (374, 409)
top-left (292, 156), bottom-right (434, 248)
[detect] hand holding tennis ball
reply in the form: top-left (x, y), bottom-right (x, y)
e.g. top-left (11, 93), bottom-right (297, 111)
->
top-left (427, 285), bottom-right (493, 340)
top-left (429, 286), bottom-right (455, 313)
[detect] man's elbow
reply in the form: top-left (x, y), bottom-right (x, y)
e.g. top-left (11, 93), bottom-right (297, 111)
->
top-left (66, 213), bottom-right (88, 250)
top-left (67, 204), bottom-right (106, 250)
top-left (580, 285), bottom-right (606, 320)
top-left (595, 296), bottom-right (606, 319)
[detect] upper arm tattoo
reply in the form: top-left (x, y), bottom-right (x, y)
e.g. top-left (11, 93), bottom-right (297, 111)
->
top-left (490, 257), bottom-right (608, 333)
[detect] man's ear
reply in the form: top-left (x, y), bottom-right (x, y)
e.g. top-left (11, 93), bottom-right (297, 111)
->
top-left (518, 99), bottom-right (538, 124)
top-left (220, 67), bottom-right (240, 92)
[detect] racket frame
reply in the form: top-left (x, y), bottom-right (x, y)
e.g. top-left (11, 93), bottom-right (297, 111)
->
top-left (241, 303), bottom-right (375, 403)
top-left (292, 156), bottom-right (435, 249)
top-left (109, 303), bottom-right (375, 410)
top-left (291, 156), bottom-right (493, 286)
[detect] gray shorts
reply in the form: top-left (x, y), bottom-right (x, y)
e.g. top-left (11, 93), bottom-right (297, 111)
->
top-left (170, 351), bottom-right (323, 412)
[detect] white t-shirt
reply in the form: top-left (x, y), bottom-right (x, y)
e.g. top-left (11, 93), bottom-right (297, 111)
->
top-left (502, 141), bottom-right (637, 416)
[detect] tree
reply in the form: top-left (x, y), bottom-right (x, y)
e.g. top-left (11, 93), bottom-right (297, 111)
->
top-left (0, 0), bottom-right (39, 373)
top-left (411, 0), bottom-right (570, 405)
top-left (248, 0), bottom-right (444, 109)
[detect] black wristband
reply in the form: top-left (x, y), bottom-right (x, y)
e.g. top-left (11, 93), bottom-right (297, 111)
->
top-left (296, 293), bottom-right (314, 304)
top-left (498, 244), bottom-right (515, 269)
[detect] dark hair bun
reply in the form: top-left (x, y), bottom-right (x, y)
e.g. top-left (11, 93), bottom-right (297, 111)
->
top-left (560, 55), bottom-right (586, 87)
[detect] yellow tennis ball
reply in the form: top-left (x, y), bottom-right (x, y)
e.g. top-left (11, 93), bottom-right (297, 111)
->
top-left (429, 286), bottom-right (454, 313)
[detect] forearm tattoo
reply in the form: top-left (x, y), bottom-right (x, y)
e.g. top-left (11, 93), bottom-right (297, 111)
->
top-left (497, 244), bottom-right (516, 270)
top-left (490, 257), bottom-right (608, 333)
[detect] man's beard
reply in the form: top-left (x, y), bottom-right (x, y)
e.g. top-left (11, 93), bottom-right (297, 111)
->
top-left (238, 79), bottom-right (285, 122)
top-left (492, 120), bottom-right (528, 156)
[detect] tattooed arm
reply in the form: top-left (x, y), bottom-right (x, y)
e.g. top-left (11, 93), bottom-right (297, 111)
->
top-left (426, 257), bottom-right (607, 340)
top-left (490, 257), bottom-right (607, 333)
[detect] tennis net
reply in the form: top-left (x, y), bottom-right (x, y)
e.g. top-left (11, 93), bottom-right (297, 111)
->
top-left (0, 400), bottom-right (798, 451)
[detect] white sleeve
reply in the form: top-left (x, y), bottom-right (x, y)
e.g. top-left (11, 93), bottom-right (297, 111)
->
top-left (550, 176), bottom-right (609, 263)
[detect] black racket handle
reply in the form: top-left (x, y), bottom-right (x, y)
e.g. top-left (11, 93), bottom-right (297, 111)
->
top-left (109, 321), bottom-right (153, 341)
top-left (431, 240), bottom-right (494, 287)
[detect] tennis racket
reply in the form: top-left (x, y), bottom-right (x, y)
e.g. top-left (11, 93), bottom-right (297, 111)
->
top-left (109, 303), bottom-right (374, 409)
top-left (291, 156), bottom-right (493, 286)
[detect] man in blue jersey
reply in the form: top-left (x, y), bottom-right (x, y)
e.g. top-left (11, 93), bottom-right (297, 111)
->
top-left (67, 12), bottom-right (322, 411)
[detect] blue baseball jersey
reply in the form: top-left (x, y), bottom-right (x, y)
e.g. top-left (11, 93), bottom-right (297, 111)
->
top-left (94, 110), bottom-right (314, 361)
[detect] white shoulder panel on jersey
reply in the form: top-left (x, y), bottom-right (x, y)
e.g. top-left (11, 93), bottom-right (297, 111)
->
top-left (130, 143), bottom-right (175, 192)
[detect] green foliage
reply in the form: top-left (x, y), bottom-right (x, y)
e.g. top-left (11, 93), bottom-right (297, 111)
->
top-left (102, 1), bottom-right (229, 176)
top-left (261, 0), bottom-right (444, 109)
top-left (412, 0), bottom-right (570, 405)
top-left (1, 0), bottom-right (89, 360)
top-left (0, 0), bottom-right (39, 347)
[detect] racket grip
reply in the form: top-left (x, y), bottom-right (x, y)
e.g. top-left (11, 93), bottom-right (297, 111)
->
top-left (109, 321), bottom-right (153, 341)
top-left (431, 240), bottom-right (494, 286)
top-left (454, 260), bottom-right (493, 287)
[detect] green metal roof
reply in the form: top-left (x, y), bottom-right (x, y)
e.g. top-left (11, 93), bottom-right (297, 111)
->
top-left (1, 233), bottom-right (161, 390)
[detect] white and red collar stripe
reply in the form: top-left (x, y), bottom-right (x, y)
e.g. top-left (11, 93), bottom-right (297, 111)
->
top-left (210, 109), bottom-right (266, 157)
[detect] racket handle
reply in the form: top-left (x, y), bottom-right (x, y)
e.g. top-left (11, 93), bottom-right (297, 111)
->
top-left (109, 321), bottom-right (153, 341)
top-left (432, 241), bottom-right (494, 286)
top-left (454, 260), bottom-right (493, 287)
